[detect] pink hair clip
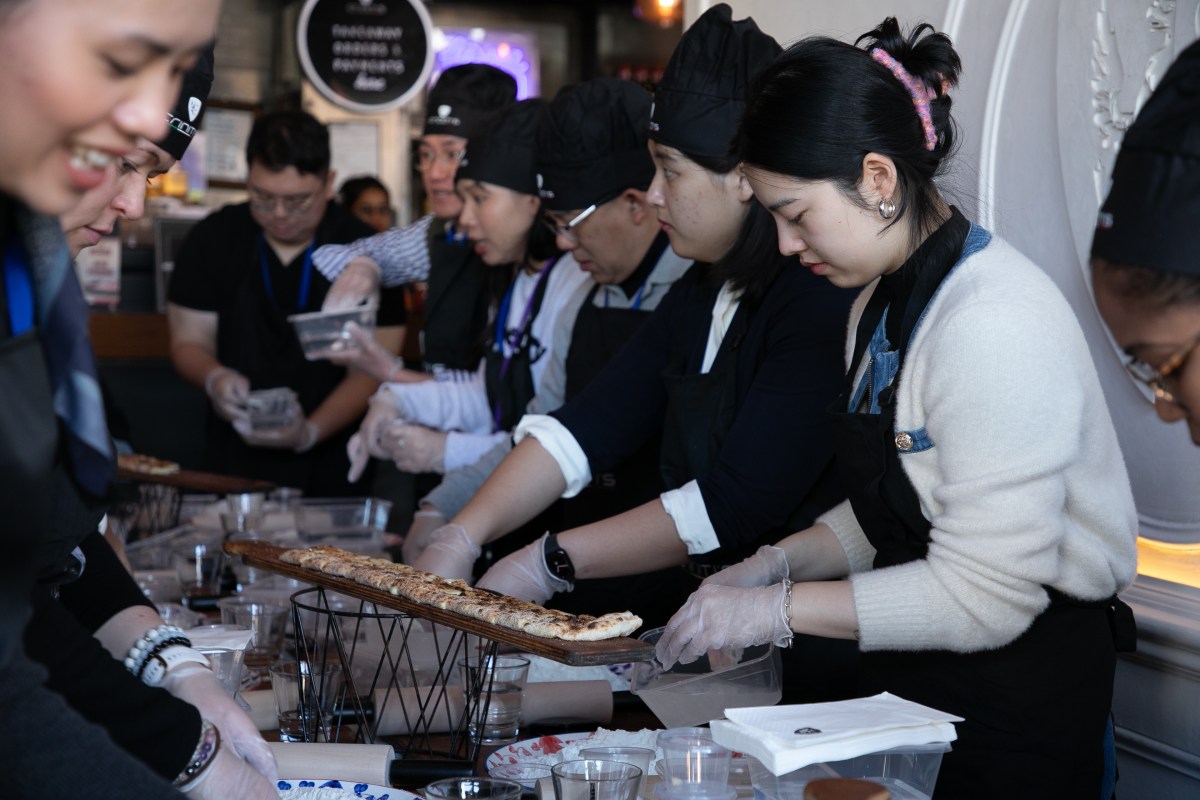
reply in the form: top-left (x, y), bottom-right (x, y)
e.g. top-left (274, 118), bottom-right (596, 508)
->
top-left (870, 47), bottom-right (942, 151)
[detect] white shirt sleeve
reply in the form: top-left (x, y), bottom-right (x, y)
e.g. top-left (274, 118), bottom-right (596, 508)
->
top-left (660, 480), bottom-right (722, 555)
top-left (512, 414), bottom-right (592, 497)
top-left (700, 283), bottom-right (741, 373)
top-left (444, 431), bottom-right (510, 473)
top-left (312, 214), bottom-right (435, 287)
top-left (379, 363), bottom-right (493, 434)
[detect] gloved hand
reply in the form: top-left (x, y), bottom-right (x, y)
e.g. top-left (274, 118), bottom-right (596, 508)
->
top-left (233, 414), bottom-right (319, 453)
top-left (162, 664), bottom-right (278, 782)
top-left (397, 507), bottom-right (448, 559)
top-left (324, 322), bottom-right (402, 382)
top-left (381, 422), bottom-right (447, 474)
top-left (477, 534), bottom-right (571, 604)
top-left (185, 732), bottom-right (278, 800)
top-left (346, 393), bottom-right (401, 482)
top-left (321, 256), bottom-right (381, 312)
top-left (701, 545), bottom-right (790, 588)
top-left (655, 583), bottom-right (793, 669)
top-left (411, 523), bottom-right (481, 581)
top-left (205, 367), bottom-right (249, 424)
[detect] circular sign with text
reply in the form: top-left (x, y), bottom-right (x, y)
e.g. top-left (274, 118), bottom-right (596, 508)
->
top-left (297, 0), bottom-right (434, 114)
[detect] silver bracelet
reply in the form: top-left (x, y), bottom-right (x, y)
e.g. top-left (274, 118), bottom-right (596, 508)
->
top-left (779, 579), bottom-right (795, 649)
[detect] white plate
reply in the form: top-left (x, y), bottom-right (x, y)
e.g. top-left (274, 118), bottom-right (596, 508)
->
top-left (276, 779), bottom-right (418, 799)
top-left (485, 731), bottom-right (597, 773)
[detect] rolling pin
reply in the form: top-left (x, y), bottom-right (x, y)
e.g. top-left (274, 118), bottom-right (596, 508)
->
top-left (269, 742), bottom-right (475, 787)
top-left (245, 679), bottom-right (613, 735)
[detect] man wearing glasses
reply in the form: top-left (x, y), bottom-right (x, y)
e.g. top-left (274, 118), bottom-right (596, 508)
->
top-left (166, 110), bottom-right (406, 495)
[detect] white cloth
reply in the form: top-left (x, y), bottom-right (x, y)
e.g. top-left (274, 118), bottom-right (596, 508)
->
top-left (711, 692), bottom-right (961, 776)
top-left (818, 234), bottom-right (1139, 653)
top-left (660, 480), bottom-right (721, 555)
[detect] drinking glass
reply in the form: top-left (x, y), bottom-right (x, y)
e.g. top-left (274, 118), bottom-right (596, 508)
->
top-left (552, 760), bottom-right (642, 800)
top-left (458, 654), bottom-right (530, 745)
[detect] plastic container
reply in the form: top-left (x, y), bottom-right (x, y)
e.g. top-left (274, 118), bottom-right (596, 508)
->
top-left (288, 305), bottom-right (377, 361)
top-left (630, 628), bottom-right (782, 728)
top-left (746, 744), bottom-right (950, 800)
top-left (294, 497), bottom-right (392, 551)
top-left (245, 388), bottom-right (300, 431)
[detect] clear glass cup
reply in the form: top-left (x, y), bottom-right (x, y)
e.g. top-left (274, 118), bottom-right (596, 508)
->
top-left (173, 542), bottom-right (225, 610)
top-left (580, 747), bottom-right (655, 794)
top-left (424, 778), bottom-right (524, 800)
top-left (269, 660), bottom-right (340, 743)
top-left (656, 731), bottom-right (733, 795)
top-left (552, 760), bottom-right (642, 800)
top-left (458, 654), bottom-right (530, 745)
top-left (218, 595), bottom-right (290, 669)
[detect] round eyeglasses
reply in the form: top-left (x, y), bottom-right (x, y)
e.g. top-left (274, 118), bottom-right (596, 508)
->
top-left (1123, 330), bottom-right (1200, 405)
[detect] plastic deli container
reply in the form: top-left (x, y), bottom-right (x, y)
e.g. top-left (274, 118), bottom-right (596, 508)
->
top-left (246, 387), bottom-right (300, 431)
top-left (746, 743), bottom-right (950, 800)
top-left (288, 305), bottom-right (377, 361)
top-left (294, 497), bottom-right (392, 552)
top-left (630, 627), bottom-right (782, 728)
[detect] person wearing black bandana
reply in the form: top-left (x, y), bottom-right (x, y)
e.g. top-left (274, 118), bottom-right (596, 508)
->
top-left (1093, 39), bottom-right (1200, 448)
top-left (404, 78), bottom-right (694, 625)
top-left (0, 3), bottom-right (275, 797)
top-left (413, 8), bottom-right (856, 660)
top-left (314, 64), bottom-right (518, 384)
top-left (656, 17), bottom-right (1138, 798)
top-left (167, 110), bottom-right (406, 495)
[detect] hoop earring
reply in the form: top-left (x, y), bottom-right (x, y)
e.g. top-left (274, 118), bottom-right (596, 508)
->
top-left (878, 197), bottom-right (897, 220)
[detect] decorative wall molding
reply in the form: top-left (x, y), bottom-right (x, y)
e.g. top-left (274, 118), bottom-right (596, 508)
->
top-left (977, 0), bottom-right (1031, 231)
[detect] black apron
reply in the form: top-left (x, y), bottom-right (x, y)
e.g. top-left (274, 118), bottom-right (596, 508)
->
top-left (422, 221), bottom-right (491, 373)
top-left (548, 284), bottom-right (688, 629)
top-left (207, 239), bottom-right (355, 495)
top-left (827, 225), bottom-right (1128, 799)
top-left (484, 261), bottom-right (555, 434)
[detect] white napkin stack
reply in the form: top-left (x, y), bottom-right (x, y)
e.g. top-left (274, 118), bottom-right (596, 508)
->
top-left (711, 692), bottom-right (961, 776)
top-left (186, 625), bottom-right (256, 652)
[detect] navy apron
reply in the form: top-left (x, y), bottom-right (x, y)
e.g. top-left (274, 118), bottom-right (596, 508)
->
top-left (422, 221), bottom-right (492, 373)
top-left (484, 260), bottom-right (555, 434)
top-left (827, 221), bottom-right (1128, 799)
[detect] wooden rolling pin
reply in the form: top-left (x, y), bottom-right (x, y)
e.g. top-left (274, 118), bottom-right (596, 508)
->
top-left (245, 679), bottom-right (613, 735)
top-left (269, 742), bottom-right (475, 787)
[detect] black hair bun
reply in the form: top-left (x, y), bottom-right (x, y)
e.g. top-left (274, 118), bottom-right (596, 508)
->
top-left (856, 17), bottom-right (961, 100)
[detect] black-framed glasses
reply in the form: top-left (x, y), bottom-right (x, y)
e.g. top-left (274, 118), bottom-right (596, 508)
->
top-left (540, 191), bottom-right (620, 243)
top-left (247, 186), bottom-right (322, 216)
top-left (1123, 330), bottom-right (1200, 405)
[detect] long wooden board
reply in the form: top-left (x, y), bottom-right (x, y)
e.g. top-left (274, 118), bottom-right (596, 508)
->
top-left (227, 540), bottom-right (656, 667)
top-left (118, 466), bottom-right (274, 495)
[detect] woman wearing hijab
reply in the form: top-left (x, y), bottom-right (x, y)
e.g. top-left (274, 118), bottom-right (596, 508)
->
top-left (656, 17), bottom-right (1138, 798)
top-left (347, 99), bottom-right (590, 482)
top-left (1092, 39), bottom-right (1200, 447)
top-left (0, 3), bottom-right (274, 797)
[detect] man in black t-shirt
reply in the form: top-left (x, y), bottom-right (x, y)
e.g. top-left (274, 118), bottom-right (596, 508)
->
top-left (167, 110), bottom-right (405, 494)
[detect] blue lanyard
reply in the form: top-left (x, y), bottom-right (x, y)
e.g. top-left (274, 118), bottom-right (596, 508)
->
top-left (3, 239), bottom-right (35, 335)
top-left (492, 258), bottom-right (555, 432)
top-left (602, 275), bottom-right (649, 311)
top-left (259, 235), bottom-right (315, 310)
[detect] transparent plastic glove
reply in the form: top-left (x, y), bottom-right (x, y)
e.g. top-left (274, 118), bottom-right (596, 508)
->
top-left (205, 367), bottom-right (249, 424)
top-left (701, 545), bottom-right (791, 588)
top-left (476, 534), bottom-right (571, 604)
top-left (411, 523), bottom-right (481, 581)
top-left (655, 583), bottom-right (792, 669)
top-left (163, 665), bottom-right (278, 782)
top-left (234, 415), bottom-right (318, 453)
top-left (324, 322), bottom-right (402, 381)
top-left (381, 422), bottom-right (447, 474)
top-left (398, 508), bottom-right (448, 560)
top-left (322, 256), bottom-right (381, 312)
top-left (346, 393), bottom-right (402, 482)
top-left (185, 735), bottom-right (278, 800)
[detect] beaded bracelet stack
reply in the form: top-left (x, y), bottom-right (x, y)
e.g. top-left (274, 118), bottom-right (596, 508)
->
top-left (173, 719), bottom-right (221, 789)
top-left (779, 579), bottom-right (795, 649)
top-left (124, 624), bottom-right (191, 681)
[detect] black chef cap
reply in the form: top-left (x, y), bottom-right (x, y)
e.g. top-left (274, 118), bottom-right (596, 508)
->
top-left (159, 44), bottom-right (215, 160)
top-left (536, 78), bottom-right (654, 211)
top-left (1092, 38), bottom-right (1200, 276)
top-left (424, 64), bottom-right (518, 141)
top-left (455, 99), bottom-right (545, 196)
top-left (650, 3), bottom-right (780, 159)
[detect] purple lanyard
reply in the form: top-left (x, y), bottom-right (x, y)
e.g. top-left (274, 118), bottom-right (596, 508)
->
top-left (492, 258), bottom-right (555, 432)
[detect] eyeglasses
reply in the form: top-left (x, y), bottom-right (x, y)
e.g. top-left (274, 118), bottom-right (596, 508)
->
top-left (247, 187), bottom-right (322, 216)
top-left (1123, 330), bottom-right (1200, 405)
top-left (415, 147), bottom-right (465, 172)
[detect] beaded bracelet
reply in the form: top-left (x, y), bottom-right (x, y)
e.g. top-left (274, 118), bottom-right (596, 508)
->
top-left (124, 624), bottom-right (190, 677)
top-left (174, 720), bottom-right (221, 789)
top-left (132, 636), bottom-right (191, 681)
top-left (779, 579), bottom-right (795, 649)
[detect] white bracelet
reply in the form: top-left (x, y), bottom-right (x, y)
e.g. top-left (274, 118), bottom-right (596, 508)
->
top-left (141, 645), bottom-right (212, 687)
top-left (778, 579), bottom-right (795, 649)
top-left (124, 624), bottom-right (188, 675)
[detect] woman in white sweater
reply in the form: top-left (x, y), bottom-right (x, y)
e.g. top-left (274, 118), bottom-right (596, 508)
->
top-left (656, 17), bottom-right (1138, 799)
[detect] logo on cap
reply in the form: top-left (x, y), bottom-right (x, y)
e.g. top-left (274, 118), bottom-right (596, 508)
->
top-left (428, 104), bottom-right (462, 127)
top-left (187, 97), bottom-right (202, 122)
top-left (536, 173), bottom-right (555, 199)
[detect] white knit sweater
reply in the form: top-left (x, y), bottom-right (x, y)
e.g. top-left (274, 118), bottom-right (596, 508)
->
top-left (818, 232), bottom-right (1138, 653)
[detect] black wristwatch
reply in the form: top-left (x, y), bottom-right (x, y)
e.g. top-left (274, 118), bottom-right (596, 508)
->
top-left (543, 533), bottom-right (576, 584)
